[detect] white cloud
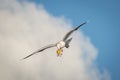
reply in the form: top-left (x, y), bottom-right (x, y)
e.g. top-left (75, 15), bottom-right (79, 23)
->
top-left (0, 0), bottom-right (111, 80)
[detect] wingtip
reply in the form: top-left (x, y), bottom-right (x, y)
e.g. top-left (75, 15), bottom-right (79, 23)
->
top-left (20, 56), bottom-right (30, 61)
top-left (20, 57), bottom-right (28, 61)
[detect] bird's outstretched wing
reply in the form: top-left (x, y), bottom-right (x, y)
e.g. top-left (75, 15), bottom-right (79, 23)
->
top-left (22, 44), bottom-right (56, 60)
top-left (63, 21), bottom-right (87, 41)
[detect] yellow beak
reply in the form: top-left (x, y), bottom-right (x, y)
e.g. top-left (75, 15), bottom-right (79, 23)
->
top-left (56, 49), bottom-right (63, 56)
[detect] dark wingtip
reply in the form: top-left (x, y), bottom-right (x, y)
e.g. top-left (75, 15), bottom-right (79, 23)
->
top-left (21, 55), bottom-right (31, 60)
top-left (20, 57), bottom-right (27, 61)
top-left (20, 54), bottom-right (32, 61)
top-left (80, 21), bottom-right (88, 26)
top-left (20, 51), bottom-right (37, 61)
top-left (75, 21), bottom-right (88, 30)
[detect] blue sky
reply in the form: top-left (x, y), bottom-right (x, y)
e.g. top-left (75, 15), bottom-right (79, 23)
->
top-left (26, 0), bottom-right (120, 80)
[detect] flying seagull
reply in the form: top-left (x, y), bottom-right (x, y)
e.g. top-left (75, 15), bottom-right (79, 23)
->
top-left (22, 21), bottom-right (87, 60)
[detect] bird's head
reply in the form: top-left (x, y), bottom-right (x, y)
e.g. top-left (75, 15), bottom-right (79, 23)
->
top-left (56, 49), bottom-right (63, 56)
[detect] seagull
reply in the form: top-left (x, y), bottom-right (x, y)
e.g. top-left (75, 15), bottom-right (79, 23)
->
top-left (22, 21), bottom-right (87, 59)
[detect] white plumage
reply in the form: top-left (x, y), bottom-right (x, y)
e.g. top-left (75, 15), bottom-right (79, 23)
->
top-left (22, 21), bottom-right (87, 59)
top-left (57, 41), bottom-right (65, 49)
